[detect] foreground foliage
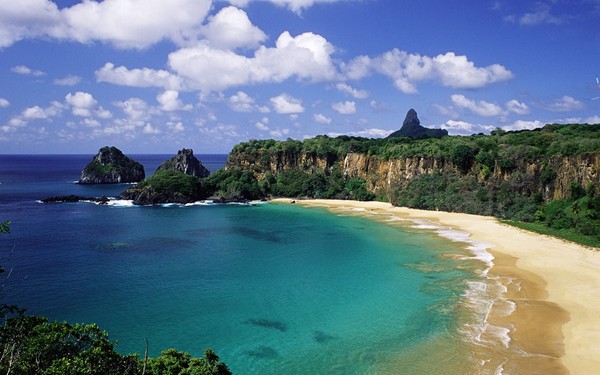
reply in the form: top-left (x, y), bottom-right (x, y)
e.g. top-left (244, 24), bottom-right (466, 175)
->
top-left (0, 315), bottom-right (231, 375)
top-left (1, 223), bottom-right (231, 375)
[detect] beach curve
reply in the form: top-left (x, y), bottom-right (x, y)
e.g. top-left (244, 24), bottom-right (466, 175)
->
top-left (273, 198), bottom-right (600, 374)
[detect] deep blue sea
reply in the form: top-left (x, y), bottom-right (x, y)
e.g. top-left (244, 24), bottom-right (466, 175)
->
top-left (0, 154), bottom-right (502, 374)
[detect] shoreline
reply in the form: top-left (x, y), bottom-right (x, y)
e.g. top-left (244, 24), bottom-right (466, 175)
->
top-left (273, 199), bottom-right (600, 374)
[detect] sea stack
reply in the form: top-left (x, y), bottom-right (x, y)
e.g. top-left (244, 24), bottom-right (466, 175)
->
top-left (78, 146), bottom-right (145, 184)
top-left (387, 109), bottom-right (448, 139)
top-left (155, 148), bottom-right (210, 177)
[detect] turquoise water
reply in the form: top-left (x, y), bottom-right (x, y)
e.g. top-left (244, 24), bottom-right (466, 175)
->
top-left (0, 155), bottom-right (487, 374)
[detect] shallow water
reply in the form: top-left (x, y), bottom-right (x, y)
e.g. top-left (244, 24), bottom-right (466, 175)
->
top-left (0, 155), bottom-right (509, 374)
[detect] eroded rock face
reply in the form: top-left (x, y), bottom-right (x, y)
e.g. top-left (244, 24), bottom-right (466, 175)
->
top-left (387, 109), bottom-right (448, 139)
top-left (155, 148), bottom-right (210, 177)
top-left (79, 146), bottom-right (145, 184)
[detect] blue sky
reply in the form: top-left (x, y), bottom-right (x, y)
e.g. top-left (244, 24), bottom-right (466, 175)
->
top-left (1, 0), bottom-right (599, 154)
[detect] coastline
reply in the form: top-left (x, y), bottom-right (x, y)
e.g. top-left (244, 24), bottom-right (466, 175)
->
top-left (273, 198), bottom-right (600, 374)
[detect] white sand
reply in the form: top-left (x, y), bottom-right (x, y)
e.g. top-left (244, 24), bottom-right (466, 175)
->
top-left (274, 199), bottom-right (600, 374)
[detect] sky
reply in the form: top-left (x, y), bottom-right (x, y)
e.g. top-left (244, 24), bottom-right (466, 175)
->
top-left (1, 0), bottom-right (599, 154)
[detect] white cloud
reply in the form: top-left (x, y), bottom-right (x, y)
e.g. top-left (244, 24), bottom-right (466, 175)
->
top-left (270, 93), bottom-right (304, 114)
top-left (114, 97), bottom-right (154, 122)
top-left (167, 31), bottom-right (337, 92)
top-left (508, 4), bottom-right (565, 26)
top-left (54, 75), bottom-right (81, 86)
top-left (332, 100), bottom-right (356, 115)
top-left (506, 99), bottom-right (530, 115)
top-left (11, 65), bottom-right (45, 76)
top-left (440, 120), bottom-right (496, 135)
top-left (0, 98), bottom-right (9, 108)
top-left (270, 128), bottom-right (290, 138)
top-left (228, 91), bottom-right (257, 112)
top-left (232, 0), bottom-right (348, 14)
top-left (167, 121), bottom-right (185, 133)
top-left (65, 91), bottom-right (98, 117)
top-left (1, 0), bottom-right (212, 49)
top-left (314, 113), bottom-right (332, 124)
top-left (546, 96), bottom-right (585, 112)
top-left (203, 6), bottom-right (267, 49)
top-left (503, 120), bottom-right (545, 131)
top-left (450, 94), bottom-right (504, 117)
top-left (584, 115), bottom-right (600, 124)
top-left (255, 118), bottom-right (270, 131)
top-left (143, 123), bottom-right (161, 134)
top-left (345, 50), bottom-right (513, 93)
top-left (157, 90), bottom-right (192, 111)
top-left (336, 82), bottom-right (368, 99)
top-left (96, 62), bottom-right (183, 90)
top-left (327, 128), bottom-right (391, 138)
top-left (95, 107), bottom-right (113, 119)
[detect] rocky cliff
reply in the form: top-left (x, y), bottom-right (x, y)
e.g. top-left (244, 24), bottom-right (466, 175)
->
top-left (156, 148), bottom-right (210, 177)
top-left (225, 149), bottom-right (600, 202)
top-left (79, 146), bottom-right (145, 184)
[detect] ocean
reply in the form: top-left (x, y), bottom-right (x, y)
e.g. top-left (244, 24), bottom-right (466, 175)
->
top-left (0, 154), bottom-right (503, 374)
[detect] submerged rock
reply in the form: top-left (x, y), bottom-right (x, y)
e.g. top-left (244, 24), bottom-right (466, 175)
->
top-left (156, 148), bottom-right (210, 177)
top-left (79, 146), bottom-right (145, 184)
top-left (387, 109), bottom-right (448, 139)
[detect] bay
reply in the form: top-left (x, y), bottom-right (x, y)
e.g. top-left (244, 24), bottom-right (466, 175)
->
top-left (0, 154), bottom-right (483, 374)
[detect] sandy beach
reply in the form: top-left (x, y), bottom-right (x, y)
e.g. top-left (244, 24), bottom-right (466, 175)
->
top-left (273, 199), bottom-right (600, 374)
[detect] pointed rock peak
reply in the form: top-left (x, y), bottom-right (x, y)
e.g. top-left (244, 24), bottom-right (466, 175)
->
top-left (403, 108), bottom-right (420, 128)
top-left (156, 148), bottom-right (210, 177)
top-left (386, 108), bottom-right (448, 140)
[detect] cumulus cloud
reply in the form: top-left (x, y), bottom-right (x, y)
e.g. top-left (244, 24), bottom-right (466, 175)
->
top-left (336, 82), bottom-right (368, 99)
top-left (344, 50), bottom-right (513, 93)
top-left (157, 90), bottom-right (192, 111)
top-left (332, 100), bottom-right (356, 115)
top-left (202, 6), bottom-right (267, 49)
top-left (0, 98), bottom-right (9, 108)
top-left (450, 94), bottom-right (504, 117)
top-left (65, 91), bottom-right (97, 117)
top-left (54, 75), bottom-right (81, 86)
top-left (503, 120), bottom-right (545, 131)
top-left (114, 97), bottom-right (154, 122)
top-left (270, 93), bottom-right (304, 114)
top-left (96, 63), bottom-right (183, 90)
top-left (228, 91), bottom-right (257, 112)
top-left (0, 0), bottom-right (213, 49)
top-left (506, 4), bottom-right (565, 26)
top-left (167, 31), bottom-right (337, 92)
top-left (505, 99), bottom-right (530, 115)
top-left (545, 96), bottom-right (585, 112)
top-left (314, 113), bottom-right (332, 124)
top-left (143, 123), bottom-right (161, 134)
top-left (11, 65), bottom-right (45, 76)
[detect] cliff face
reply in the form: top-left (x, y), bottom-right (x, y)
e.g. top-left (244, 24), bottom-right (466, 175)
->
top-left (226, 150), bottom-right (600, 201)
top-left (79, 146), bottom-right (145, 184)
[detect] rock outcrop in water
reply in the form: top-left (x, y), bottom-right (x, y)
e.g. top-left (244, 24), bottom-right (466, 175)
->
top-left (156, 148), bottom-right (210, 177)
top-left (119, 149), bottom-right (212, 205)
top-left (79, 146), bottom-right (145, 184)
top-left (387, 109), bottom-right (448, 139)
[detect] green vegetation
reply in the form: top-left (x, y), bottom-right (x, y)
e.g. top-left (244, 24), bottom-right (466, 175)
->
top-left (223, 123), bottom-right (600, 246)
top-left (1, 222), bottom-right (231, 374)
top-left (231, 123), bottom-right (600, 161)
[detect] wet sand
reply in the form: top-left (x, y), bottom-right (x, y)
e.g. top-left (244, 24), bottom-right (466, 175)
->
top-left (274, 199), bottom-right (600, 374)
